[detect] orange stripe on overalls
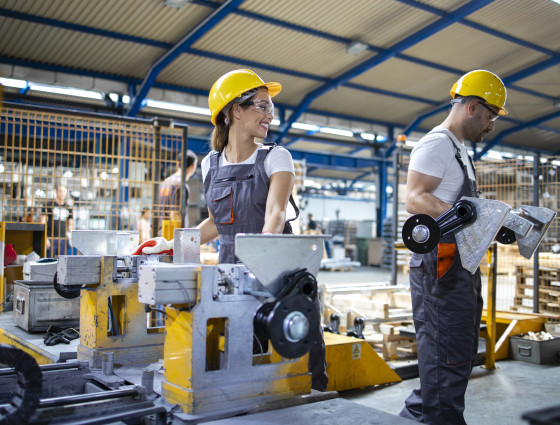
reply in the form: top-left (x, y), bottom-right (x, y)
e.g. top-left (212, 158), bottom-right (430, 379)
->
top-left (437, 243), bottom-right (456, 279)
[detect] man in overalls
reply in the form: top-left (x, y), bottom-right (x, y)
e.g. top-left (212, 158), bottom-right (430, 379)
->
top-left (400, 70), bottom-right (508, 425)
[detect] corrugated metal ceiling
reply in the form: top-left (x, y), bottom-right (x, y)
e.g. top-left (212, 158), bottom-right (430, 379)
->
top-left (1, 0), bottom-right (560, 183)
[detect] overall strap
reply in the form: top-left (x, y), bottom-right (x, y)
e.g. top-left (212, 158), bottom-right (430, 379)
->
top-left (428, 130), bottom-right (480, 197)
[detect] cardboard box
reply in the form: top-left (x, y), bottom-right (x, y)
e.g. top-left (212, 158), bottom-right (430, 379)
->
top-left (509, 334), bottom-right (560, 364)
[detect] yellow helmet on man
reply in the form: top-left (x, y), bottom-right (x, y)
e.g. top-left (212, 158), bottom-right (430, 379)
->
top-left (450, 70), bottom-right (507, 116)
top-left (208, 69), bottom-right (282, 125)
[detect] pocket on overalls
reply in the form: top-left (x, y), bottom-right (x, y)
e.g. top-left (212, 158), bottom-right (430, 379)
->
top-left (446, 322), bottom-right (473, 365)
top-left (437, 243), bottom-right (456, 279)
top-left (211, 186), bottom-right (234, 225)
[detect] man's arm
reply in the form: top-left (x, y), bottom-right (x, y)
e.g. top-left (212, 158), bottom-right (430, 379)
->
top-left (405, 170), bottom-right (451, 218)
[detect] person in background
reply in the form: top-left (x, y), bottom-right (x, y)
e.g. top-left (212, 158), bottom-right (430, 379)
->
top-left (307, 213), bottom-right (318, 231)
top-left (40, 184), bottom-right (73, 258)
top-left (137, 207), bottom-right (151, 243)
top-left (400, 70), bottom-right (507, 425)
top-left (196, 69), bottom-right (328, 391)
top-left (158, 150), bottom-right (198, 236)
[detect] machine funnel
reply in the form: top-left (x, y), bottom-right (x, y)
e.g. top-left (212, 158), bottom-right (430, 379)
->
top-left (234, 234), bottom-right (326, 298)
top-left (71, 230), bottom-right (139, 256)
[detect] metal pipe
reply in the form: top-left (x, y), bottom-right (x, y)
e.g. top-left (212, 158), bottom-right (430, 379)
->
top-left (142, 370), bottom-right (154, 396)
top-left (484, 243), bottom-right (497, 370)
top-left (533, 153), bottom-right (540, 314)
top-left (39, 387), bottom-right (139, 408)
top-left (102, 352), bottom-right (114, 376)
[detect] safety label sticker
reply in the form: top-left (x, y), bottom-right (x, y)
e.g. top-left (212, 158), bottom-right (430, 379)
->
top-left (352, 343), bottom-right (361, 360)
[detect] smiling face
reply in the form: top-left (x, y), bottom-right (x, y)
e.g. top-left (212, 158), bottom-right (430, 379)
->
top-left (237, 88), bottom-right (274, 139)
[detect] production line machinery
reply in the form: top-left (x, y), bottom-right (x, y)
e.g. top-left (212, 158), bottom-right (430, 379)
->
top-left (0, 231), bottom-right (331, 424)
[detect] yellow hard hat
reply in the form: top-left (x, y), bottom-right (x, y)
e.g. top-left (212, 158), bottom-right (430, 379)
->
top-left (450, 70), bottom-right (507, 115)
top-left (208, 69), bottom-right (282, 125)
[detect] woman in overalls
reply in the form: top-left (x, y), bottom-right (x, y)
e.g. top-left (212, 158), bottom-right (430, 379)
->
top-left (197, 69), bottom-right (328, 391)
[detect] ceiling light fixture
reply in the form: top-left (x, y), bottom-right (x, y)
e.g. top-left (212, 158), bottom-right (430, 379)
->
top-left (320, 127), bottom-right (354, 137)
top-left (347, 41), bottom-right (368, 55)
top-left (0, 77), bottom-right (27, 88)
top-left (29, 84), bottom-right (103, 100)
top-left (145, 99), bottom-right (211, 116)
top-left (292, 122), bottom-right (320, 132)
top-left (164, 0), bottom-right (192, 8)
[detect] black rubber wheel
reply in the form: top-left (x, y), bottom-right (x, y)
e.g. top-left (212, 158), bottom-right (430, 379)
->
top-left (53, 272), bottom-right (81, 299)
top-left (402, 214), bottom-right (441, 254)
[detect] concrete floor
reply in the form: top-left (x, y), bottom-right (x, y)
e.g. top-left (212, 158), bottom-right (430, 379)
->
top-left (317, 266), bottom-right (560, 425)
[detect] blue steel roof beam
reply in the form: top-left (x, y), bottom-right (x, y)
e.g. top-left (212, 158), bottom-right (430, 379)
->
top-left (127, 0), bottom-right (245, 117)
top-left (273, 0), bottom-right (494, 146)
top-left (396, 0), bottom-right (557, 56)
top-left (2, 4), bottom-right (554, 104)
top-left (397, 0), bottom-right (559, 101)
top-left (503, 55), bottom-right (560, 89)
top-left (474, 110), bottom-right (560, 160)
top-left (0, 8), bottom-right (171, 49)
top-left (2, 55), bottom-right (410, 132)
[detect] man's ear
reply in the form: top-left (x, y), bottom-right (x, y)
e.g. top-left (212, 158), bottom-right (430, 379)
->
top-left (466, 99), bottom-right (479, 117)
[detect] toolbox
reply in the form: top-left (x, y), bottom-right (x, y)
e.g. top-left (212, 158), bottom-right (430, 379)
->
top-left (509, 334), bottom-right (560, 365)
top-left (13, 280), bottom-right (80, 332)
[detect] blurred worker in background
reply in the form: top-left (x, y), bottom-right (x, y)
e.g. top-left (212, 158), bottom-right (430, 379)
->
top-left (400, 70), bottom-right (507, 425)
top-left (158, 150), bottom-right (198, 236)
top-left (197, 69), bottom-right (327, 391)
top-left (307, 213), bottom-right (318, 231)
top-left (41, 184), bottom-right (73, 258)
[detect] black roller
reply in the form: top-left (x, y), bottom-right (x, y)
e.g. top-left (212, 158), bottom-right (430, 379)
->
top-left (495, 226), bottom-right (516, 245)
top-left (254, 295), bottom-right (319, 359)
top-left (0, 344), bottom-right (42, 425)
top-left (402, 214), bottom-right (441, 254)
top-left (53, 272), bottom-right (81, 299)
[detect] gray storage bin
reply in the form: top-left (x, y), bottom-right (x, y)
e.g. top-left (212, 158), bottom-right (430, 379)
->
top-left (509, 334), bottom-right (560, 365)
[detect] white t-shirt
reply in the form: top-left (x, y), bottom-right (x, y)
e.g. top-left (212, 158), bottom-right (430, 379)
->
top-left (201, 144), bottom-right (295, 183)
top-left (408, 126), bottom-right (476, 204)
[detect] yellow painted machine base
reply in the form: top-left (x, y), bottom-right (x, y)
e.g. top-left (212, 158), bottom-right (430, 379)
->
top-left (481, 310), bottom-right (545, 360)
top-left (324, 333), bottom-right (401, 392)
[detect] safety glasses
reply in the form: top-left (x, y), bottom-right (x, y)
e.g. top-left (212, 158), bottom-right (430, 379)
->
top-left (450, 97), bottom-right (500, 122)
top-left (242, 100), bottom-right (274, 116)
top-left (477, 101), bottom-right (499, 122)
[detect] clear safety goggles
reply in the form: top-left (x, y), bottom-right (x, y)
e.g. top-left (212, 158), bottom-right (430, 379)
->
top-left (450, 97), bottom-right (499, 122)
top-left (243, 100), bottom-right (274, 116)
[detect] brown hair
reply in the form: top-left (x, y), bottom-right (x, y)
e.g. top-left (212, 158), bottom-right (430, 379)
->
top-left (209, 87), bottom-right (267, 152)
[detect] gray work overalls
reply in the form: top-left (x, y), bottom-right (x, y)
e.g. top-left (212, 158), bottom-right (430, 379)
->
top-left (400, 132), bottom-right (484, 425)
top-left (204, 144), bottom-right (329, 391)
top-left (204, 145), bottom-right (270, 264)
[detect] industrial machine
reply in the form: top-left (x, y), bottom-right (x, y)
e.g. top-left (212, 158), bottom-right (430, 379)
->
top-left (402, 197), bottom-right (556, 272)
top-left (140, 232), bottom-right (325, 420)
top-left (56, 230), bottom-right (168, 368)
top-left (1, 231), bottom-right (327, 424)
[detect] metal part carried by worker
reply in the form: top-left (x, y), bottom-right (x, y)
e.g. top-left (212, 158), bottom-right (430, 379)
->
top-left (400, 70), bottom-right (507, 425)
top-left (197, 69), bottom-right (328, 391)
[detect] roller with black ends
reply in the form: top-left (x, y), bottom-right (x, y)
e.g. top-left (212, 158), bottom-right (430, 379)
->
top-left (402, 199), bottom-right (477, 254)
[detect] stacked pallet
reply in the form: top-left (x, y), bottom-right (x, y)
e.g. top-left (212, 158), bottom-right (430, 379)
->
top-left (512, 265), bottom-right (560, 323)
